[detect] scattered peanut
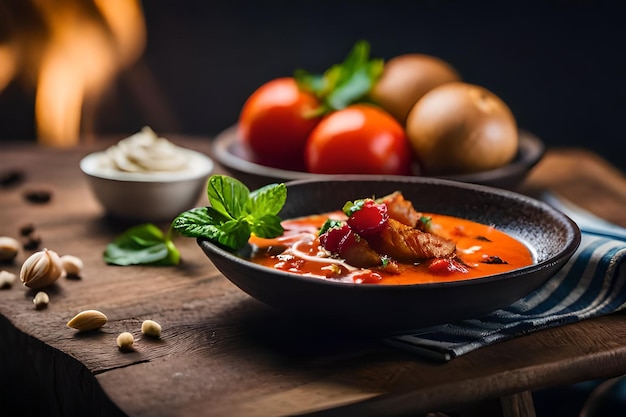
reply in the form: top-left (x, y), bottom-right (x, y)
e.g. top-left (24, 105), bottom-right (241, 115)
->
top-left (0, 270), bottom-right (17, 289)
top-left (116, 332), bottom-right (134, 352)
top-left (67, 309), bottom-right (108, 331)
top-left (141, 319), bottom-right (162, 338)
top-left (33, 291), bottom-right (49, 309)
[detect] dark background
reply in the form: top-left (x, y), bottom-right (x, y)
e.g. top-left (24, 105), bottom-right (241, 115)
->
top-left (1, 0), bottom-right (625, 171)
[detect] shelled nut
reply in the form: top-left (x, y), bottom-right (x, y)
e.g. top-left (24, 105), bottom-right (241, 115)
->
top-left (0, 236), bottom-right (20, 262)
top-left (0, 270), bottom-right (17, 289)
top-left (116, 332), bottom-right (134, 352)
top-left (141, 320), bottom-right (162, 338)
top-left (33, 291), bottom-right (49, 309)
top-left (67, 309), bottom-right (107, 331)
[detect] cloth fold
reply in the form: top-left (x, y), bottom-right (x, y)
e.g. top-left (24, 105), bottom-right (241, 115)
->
top-left (385, 195), bottom-right (626, 361)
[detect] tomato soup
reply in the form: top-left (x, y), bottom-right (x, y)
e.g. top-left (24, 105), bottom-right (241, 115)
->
top-left (249, 212), bottom-right (534, 285)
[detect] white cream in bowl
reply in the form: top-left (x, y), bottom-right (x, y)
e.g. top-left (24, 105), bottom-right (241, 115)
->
top-left (82, 127), bottom-right (213, 182)
top-left (80, 127), bottom-right (214, 221)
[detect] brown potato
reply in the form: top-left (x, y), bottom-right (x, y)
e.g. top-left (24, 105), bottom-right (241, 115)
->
top-left (370, 54), bottom-right (461, 124)
top-left (405, 82), bottom-right (518, 175)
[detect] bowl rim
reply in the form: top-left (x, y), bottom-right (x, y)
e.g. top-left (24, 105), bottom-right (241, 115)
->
top-left (80, 149), bottom-right (214, 183)
top-left (199, 175), bottom-right (581, 290)
top-left (211, 125), bottom-right (546, 184)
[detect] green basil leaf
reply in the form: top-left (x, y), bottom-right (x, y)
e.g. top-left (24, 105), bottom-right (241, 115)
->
top-left (217, 219), bottom-right (251, 250)
top-left (103, 224), bottom-right (180, 266)
top-left (164, 239), bottom-right (181, 265)
top-left (173, 207), bottom-right (229, 239)
top-left (249, 213), bottom-right (284, 238)
top-left (326, 63), bottom-right (383, 110)
top-left (293, 40), bottom-right (383, 113)
top-left (247, 183), bottom-right (287, 216)
top-left (325, 40), bottom-right (383, 109)
top-left (206, 175), bottom-right (250, 219)
top-left (294, 69), bottom-right (326, 95)
top-left (104, 242), bottom-right (169, 266)
top-left (173, 175), bottom-right (288, 251)
top-left (125, 223), bottom-right (165, 241)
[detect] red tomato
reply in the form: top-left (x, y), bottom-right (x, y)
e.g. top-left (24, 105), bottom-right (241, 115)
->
top-left (428, 258), bottom-right (469, 275)
top-left (238, 77), bottom-right (323, 171)
top-left (319, 225), bottom-right (357, 255)
top-left (347, 199), bottom-right (389, 236)
top-left (304, 104), bottom-right (412, 175)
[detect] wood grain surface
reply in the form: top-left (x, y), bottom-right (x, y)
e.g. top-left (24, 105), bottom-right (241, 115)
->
top-left (1, 138), bottom-right (625, 417)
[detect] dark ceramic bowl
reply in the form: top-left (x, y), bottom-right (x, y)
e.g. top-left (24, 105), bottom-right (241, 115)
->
top-left (211, 125), bottom-right (545, 191)
top-left (198, 177), bottom-right (580, 335)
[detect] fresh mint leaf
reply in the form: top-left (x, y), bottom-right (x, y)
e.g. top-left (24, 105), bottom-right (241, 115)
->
top-left (172, 207), bottom-right (252, 250)
top-left (206, 175), bottom-right (250, 219)
top-left (294, 71), bottom-right (325, 97)
top-left (325, 40), bottom-right (383, 110)
top-left (104, 223), bottom-right (180, 266)
top-left (218, 218), bottom-right (252, 249)
top-left (246, 182), bottom-right (287, 216)
top-left (326, 64), bottom-right (383, 110)
top-left (172, 207), bottom-right (228, 239)
top-left (173, 175), bottom-right (287, 251)
top-left (294, 39), bottom-right (383, 113)
top-left (248, 213), bottom-right (284, 238)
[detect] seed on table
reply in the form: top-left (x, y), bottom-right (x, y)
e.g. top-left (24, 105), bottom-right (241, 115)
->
top-left (22, 234), bottom-right (42, 251)
top-left (0, 170), bottom-right (25, 188)
top-left (19, 223), bottom-right (35, 237)
top-left (23, 189), bottom-right (52, 204)
top-left (117, 332), bottom-right (135, 352)
top-left (0, 236), bottom-right (20, 263)
top-left (0, 270), bottom-right (17, 289)
top-left (33, 291), bottom-right (49, 309)
top-left (141, 320), bottom-right (162, 338)
top-left (67, 309), bottom-right (108, 331)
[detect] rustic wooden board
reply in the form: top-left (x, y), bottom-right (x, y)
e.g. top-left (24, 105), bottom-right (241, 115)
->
top-left (1, 139), bottom-right (625, 417)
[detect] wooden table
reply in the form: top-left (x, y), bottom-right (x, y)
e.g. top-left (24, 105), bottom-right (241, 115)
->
top-left (1, 138), bottom-right (626, 417)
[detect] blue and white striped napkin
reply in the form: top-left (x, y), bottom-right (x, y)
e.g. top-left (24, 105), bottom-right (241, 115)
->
top-left (385, 193), bottom-right (626, 361)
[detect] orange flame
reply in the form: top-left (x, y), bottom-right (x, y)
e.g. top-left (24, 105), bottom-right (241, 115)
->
top-left (1, 0), bottom-right (146, 146)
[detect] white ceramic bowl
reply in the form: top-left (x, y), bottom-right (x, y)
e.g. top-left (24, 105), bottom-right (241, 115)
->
top-left (80, 149), bottom-right (214, 222)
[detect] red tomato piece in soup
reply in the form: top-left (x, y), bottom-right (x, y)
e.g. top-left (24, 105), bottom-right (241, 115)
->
top-left (319, 224), bottom-right (354, 254)
top-left (428, 258), bottom-right (469, 275)
top-left (304, 104), bottom-right (413, 175)
top-left (238, 77), bottom-right (323, 171)
top-left (347, 199), bottom-right (389, 236)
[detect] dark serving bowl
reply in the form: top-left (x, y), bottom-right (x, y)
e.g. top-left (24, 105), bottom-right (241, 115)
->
top-left (198, 176), bottom-right (580, 335)
top-left (211, 125), bottom-right (546, 191)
